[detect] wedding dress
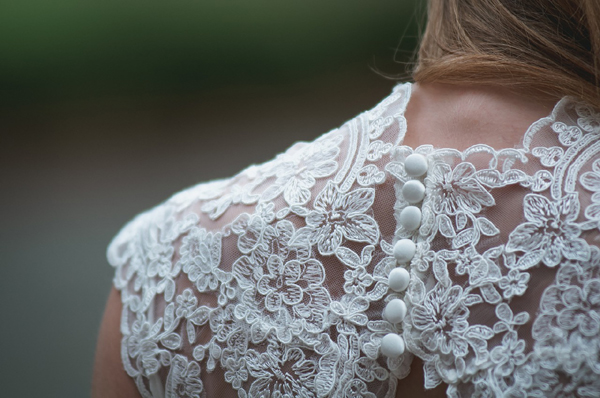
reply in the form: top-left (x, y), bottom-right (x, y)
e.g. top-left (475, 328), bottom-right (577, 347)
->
top-left (107, 82), bottom-right (600, 398)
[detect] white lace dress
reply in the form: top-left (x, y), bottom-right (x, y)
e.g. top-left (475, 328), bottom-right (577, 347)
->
top-left (107, 83), bottom-right (600, 398)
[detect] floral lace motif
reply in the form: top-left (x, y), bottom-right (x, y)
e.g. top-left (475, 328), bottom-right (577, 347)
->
top-left (108, 83), bottom-right (600, 397)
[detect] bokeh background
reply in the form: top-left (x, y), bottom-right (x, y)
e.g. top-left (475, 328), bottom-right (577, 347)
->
top-left (0, 1), bottom-right (422, 396)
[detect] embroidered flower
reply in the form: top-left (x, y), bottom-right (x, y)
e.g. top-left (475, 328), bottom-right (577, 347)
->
top-left (506, 193), bottom-right (590, 267)
top-left (127, 316), bottom-right (165, 376)
top-left (576, 103), bottom-right (600, 134)
top-left (407, 284), bottom-right (495, 386)
top-left (172, 289), bottom-right (211, 344)
top-left (165, 355), bottom-right (204, 398)
top-left (490, 331), bottom-right (527, 377)
top-left (231, 213), bottom-right (294, 258)
top-left (410, 284), bottom-right (496, 383)
top-left (223, 355), bottom-right (248, 389)
top-left (245, 346), bottom-right (318, 398)
top-left (411, 285), bottom-right (471, 358)
top-left (499, 269), bottom-right (530, 299)
top-left (291, 182), bottom-right (380, 256)
top-left (179, 227), bottom-right (229, 292)
top-left (529, 333), bottom-right (600, 397)
top-left (142, 232), bottom-right (175, 279)
top-left (533, 250), bottom-right (600, 344)
top-left (260, 132), bottom-right (342, 206)
top-left (330, 295), bottom-right (369, 334)
top-left (427, 162), bottom-right (495, 215)
top-left (550, 281), bottom-right (600, 337)
top-left (176, 289), bottom-right (198, 317)
top-left (235, 254), bottom-right (331, 340)
top-left (258, 257), bottom-right (311, 312)
top-left (444, 246), bottom-right (501, 285)
top-left (411, 241), bottom-right (435, 273)
top-left (580, 159), bottom-right (600, 230)
top-left (232, 217), bottom-right (295, 293)
top-left (343, 265), bottom-right (375, 295)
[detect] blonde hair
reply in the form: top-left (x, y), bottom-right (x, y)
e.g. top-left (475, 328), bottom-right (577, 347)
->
top-left (413, 0), bottom-right (600, 108)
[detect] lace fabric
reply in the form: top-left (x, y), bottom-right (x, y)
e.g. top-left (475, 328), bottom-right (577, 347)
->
top-left (107, 83), bottom-right (600, 397)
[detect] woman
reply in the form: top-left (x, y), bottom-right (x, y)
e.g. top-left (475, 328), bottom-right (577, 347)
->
top-left (93, 1), bottom-right (600, 397)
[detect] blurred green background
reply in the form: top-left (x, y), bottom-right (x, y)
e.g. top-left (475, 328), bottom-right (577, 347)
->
top-left (0, 1), bottom-right (422, 396)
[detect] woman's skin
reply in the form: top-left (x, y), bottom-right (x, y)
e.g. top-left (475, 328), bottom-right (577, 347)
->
top-left (92, 83), bottom-right (557, 398)
top-left (92, 288), bottom-right (140, 398)
top-left (403, 83), bottom-right (557, 151)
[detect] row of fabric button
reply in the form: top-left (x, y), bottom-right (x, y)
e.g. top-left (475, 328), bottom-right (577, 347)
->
top-left (381, 153), bottom-right (428, 359)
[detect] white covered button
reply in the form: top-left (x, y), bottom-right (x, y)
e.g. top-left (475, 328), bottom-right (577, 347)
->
top-left (384, 298), bottom-right (407, 323)
top-left (402, 180), bottom-right (425, 203)
top-left (405, 153), bottom-right (428, 177)
top-left (381, 333), bottom-right (405, 358)
top-left (399, 206), bottom-right (422, 230)
top-left (388, 267), bottom-right (410, 292)
top-left (393, 239), bottom-right (416, 263)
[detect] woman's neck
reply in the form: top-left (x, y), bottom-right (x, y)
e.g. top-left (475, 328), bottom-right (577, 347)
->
top-left (403, 82), bottom-right (558, 150)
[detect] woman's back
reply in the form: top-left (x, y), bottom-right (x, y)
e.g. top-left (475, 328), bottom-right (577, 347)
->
top-left (95, 82), bottom-right (600, 397)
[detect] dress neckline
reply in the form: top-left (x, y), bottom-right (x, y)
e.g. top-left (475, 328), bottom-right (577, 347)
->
top-left (397, 82), bottom-right (569, 154)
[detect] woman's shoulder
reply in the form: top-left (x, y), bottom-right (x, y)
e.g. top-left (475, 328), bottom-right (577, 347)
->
top-left (107, 83), bottom-right (414, 266)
